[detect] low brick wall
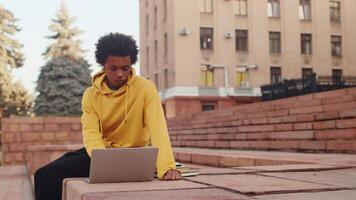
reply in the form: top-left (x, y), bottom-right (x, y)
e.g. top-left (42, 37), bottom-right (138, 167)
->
top-left (168, 88), bottom-right (356, 153)
top-left (1, 117), bottom-right (83, 165)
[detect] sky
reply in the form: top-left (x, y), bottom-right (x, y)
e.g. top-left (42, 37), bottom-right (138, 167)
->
top-left (1, 0), bottom-right (140, 94)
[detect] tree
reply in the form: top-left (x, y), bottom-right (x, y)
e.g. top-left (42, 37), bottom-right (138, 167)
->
top-left (0, 5), bottom-right (32, 117)
top-left (34, 2), bottom-right (91, 116)
top-left (3, 82), bottom-right (32, 116)
top-left (42, 2), bottom-right (85, 61)
top-left (34, 57), bottom-right (91, 116)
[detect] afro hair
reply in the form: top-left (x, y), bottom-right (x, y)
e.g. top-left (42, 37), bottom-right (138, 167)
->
top-left (95, 33), bottom-right (139, 66)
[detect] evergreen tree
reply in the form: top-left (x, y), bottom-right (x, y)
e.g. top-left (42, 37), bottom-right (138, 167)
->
top-left (0, 5), bottom-right (32, 117)
top-left (34, 57), bottom-right (91, 116)
top-left (42, 2), bottom-right (85, 61)
top-left (34, 2), bottom-right (91, 116)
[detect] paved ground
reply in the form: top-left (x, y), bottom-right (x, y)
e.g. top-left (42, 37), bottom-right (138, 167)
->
top-left (1, 148), bottom-right (356, 200)
top-left (0, 165), bottom-right (34, 200)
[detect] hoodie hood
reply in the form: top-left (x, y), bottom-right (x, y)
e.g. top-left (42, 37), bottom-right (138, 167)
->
top-left (91, 67), bottom-right (136, 125)
top-left (92, 67), bottom-right (137, 95)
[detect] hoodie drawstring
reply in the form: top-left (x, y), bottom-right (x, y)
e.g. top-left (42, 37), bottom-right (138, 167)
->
top-left (98, 95), bottom-right (104, 135)
top-left (124, 84), bottom-right (129, 124)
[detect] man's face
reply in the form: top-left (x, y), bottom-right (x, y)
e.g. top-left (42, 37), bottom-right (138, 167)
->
top-left (104, 55), bottom-right (132, 88)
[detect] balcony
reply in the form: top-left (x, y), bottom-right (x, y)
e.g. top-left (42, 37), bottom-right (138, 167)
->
top-left (198, 87), bottom-right (219, 96)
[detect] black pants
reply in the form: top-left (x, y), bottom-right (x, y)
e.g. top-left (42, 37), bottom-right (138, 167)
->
top-left (34, 148), bottom-right (90, 200)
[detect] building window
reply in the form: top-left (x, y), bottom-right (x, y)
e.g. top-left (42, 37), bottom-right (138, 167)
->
top-left (330, 0), bottom-right (341, 22)
top-left (331, 35), bottom-right (342, 57)
top-left (235, 30), bottom-right (248, 52)
top-left (270, 67), bottom-right (282, 84)
top-left (201, 67), bottom-right (214, 87)
top-left (154, 6), bottom-right (157, 29)
top-left (164, 69), bottom-right (168, 89)
top-left (299, 0), bottom-right (311, 20)
top-left (146, 46), bottom-right (150, 74)
top-left (269, 32), bottom-right (281, 54)
top-left (199, 0), bottom-right (213, 13)
top-left (332, 69), bottom-right (342, 84)
top-left (154, 40), bottom-right (158, 63)
top-left (202, 103), bottom-right (216, 112)
top-left (236, 71), bottom-right (248, 87)
top-left (146, 15), bottom-right (149, 36)
top-left (163, 0), bottom-right (168, 22)
top-left (301, 33), bottom-right (312, 55)
top-left (267, 0), bottom-right (280, 18)
top-left (302, 68), bottom-right (313, 79)
top-left (233, 0), bottom-right (247, 16)
top-left (154, 73), bottom-right (159, 90)
top-left (200, 28), bottom-right (214, 50)
top-left (164, 33), bottom-right (168, 63)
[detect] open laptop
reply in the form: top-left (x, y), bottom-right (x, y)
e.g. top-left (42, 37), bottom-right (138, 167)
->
top-left (87, 147), bottom-right (158, 183)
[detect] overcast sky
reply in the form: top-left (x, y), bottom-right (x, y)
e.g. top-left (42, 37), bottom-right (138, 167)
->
top-left (1, 0), bottom-right (140, 94)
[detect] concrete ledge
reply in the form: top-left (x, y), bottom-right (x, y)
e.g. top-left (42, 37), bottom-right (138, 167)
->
top-left (26, 144), bottom-right (84, 175)
top-left (173, 148), bottom-right (308, 167)
top-left (62, 178), bottom-right (248, 200)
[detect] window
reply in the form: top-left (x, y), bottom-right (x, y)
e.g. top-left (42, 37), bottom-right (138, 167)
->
top-left (332, 69), bottom-right (342, 84)
top-left (202, 103), bottom-right (216, 112)
top-left (154, 6), bottom-right (157, 29)
top-left (299, 0), bottom-right (311, 20)
top-left (268, 0), bottom-right (280, 17)
top-left (164, 33), bottom-right (168, 63)
top-left (154, 73), bottom-right (159, 89)
top-left (201, 67), bottom-right (214, 87)
top-left (301, 34), bottom-right (312, 55)
top-left (235, 30), bottom-right (248, 52)
top-left (163, 0), bottom-right (168, 22)
top-left (302, 68), bottom-right (313, 79)
top-left (233, 0), bottom-right (247, 16)
top-left (236, 71), bottom-right (248, 87)
top-left (269, 32), bottom-right (281, 54)
top-left (146, 15), bottom-right (149, 36)
top-left (164, 69), bottom-right (168, 89)
top-left (270, 67), bottom-right (282, 84)
top-left (200, 28), bottom-right (214, 50)
top-left (154, 40), bottom-right (158, 63)
top-left (331, 36), bottom-right (342, 57)
top-left (330, 0), bottom-right (341, 22)
top-left (199, 0), bottom-right (213, 13)
top-left (146, 46), bottom-right (150, 74)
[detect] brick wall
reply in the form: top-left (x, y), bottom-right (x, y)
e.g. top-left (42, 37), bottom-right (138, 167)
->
top-left (1, 117), bottom-right (83, 165)
top-left (167, 88), bottom-right (356, 153)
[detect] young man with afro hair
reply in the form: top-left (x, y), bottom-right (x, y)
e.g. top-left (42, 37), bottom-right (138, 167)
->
top-left (34, 33), bottom-right (181, 200)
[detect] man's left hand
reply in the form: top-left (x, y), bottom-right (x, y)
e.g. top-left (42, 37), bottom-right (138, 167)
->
top-left (162, 169), bottom-right (182, 181)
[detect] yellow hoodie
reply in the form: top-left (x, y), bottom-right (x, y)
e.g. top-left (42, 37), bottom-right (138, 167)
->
top-left (81, 68), bottom-right (176, 179)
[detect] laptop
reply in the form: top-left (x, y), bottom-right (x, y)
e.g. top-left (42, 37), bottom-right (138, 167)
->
top-left (87, 147), bottom-right (158, 183)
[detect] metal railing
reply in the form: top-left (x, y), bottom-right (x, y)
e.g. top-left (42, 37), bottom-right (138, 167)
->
top-left (261, 73), bottom-right (356, 101)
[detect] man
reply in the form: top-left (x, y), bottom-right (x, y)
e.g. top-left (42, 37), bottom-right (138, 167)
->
top-left (34, 33), bottom-right (181, 200)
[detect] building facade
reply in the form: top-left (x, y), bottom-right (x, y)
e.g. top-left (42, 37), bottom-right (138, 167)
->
top-left (139, 0), bottom-right (356, 118)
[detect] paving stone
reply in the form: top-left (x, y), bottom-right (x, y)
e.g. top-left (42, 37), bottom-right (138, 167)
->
top-left (261, 168), bottom-right (356, 188)
top-left (0, 165), bottom-right (34, 200)
top-left (186, 174), bottom-right (339, 195)
top-left (82, 188), bottom-right (251, 200)
top-left (256, 190), bottom-right (356, 200)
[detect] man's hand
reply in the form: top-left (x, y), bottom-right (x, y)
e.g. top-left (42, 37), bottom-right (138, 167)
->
top-left (162, 169), bottom-right (182, 181)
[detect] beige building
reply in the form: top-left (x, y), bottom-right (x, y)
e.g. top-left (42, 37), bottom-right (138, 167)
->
top-left (139, 0), bottom-right (356, 118)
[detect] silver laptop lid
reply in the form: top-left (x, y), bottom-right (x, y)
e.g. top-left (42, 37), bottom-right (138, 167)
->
top-left (89, 147), bottom-right (158, 183)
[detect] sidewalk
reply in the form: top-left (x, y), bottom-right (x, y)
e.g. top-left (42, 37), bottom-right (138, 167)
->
top-left (1, 148), bottom-right (356, 200)
top-left (0, 165), bottom-right (34, 200)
